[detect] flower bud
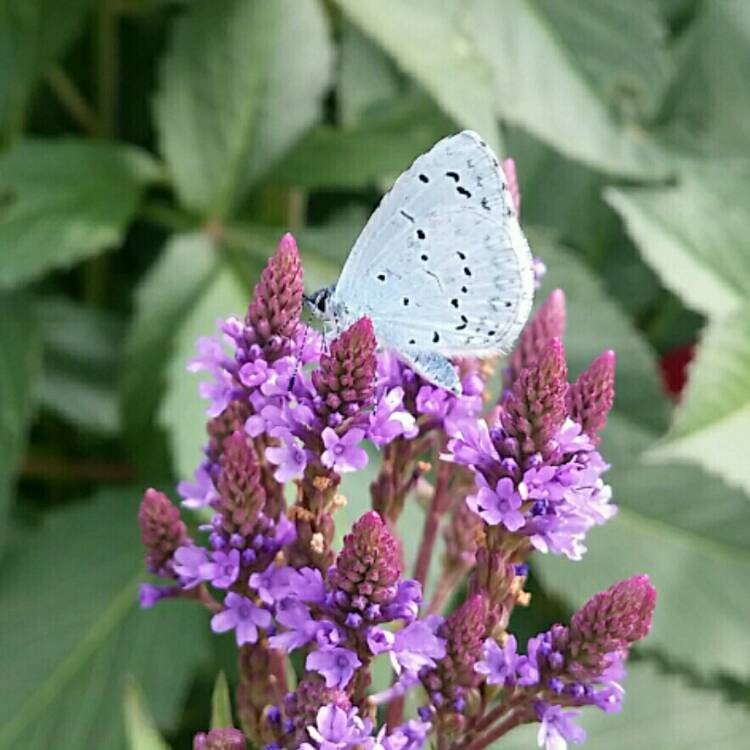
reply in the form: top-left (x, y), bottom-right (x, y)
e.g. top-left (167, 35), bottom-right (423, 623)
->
top-left (567, 350), bottom-right (615, 442)
top-left (245, 233), bottom-right (303, 357)
top-left (329, 511), bottom-right (401, 609)
top-left (501, 338), bottom-right (568, 459)
top-left (505, 290), bottom-right (566, 387)
top-left (312, 317), bottom-right (377, 424)
top-left (138, 489), bottom-right (187, 576)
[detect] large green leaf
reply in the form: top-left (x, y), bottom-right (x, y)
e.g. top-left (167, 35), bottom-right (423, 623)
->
top-left (649, 306), bottom-right (750, 494)
top-left (532, 233), bottom-right (669, 433)
top-left (37, 297), bottom-right (123, 435)
top-left (155, 0), bottom-right (333, 218)
top-left (0, 139), bottom-right (157, 288)
top-left (338, 22), bottom-right (402, 127)
top-left (158, 265), bottom-right (248, 479)
top-left (272, 95), bottom-right (454, 190)
top-left (121, 233), bottom-right (218, 467)
top-left (0, 490), bottom-right (211, 749)
top-left (467, 0), bottom-right (672, 177)
top-left (532, 238), bottom-right (750, 677)
top-left (241, 0), bottom-right (334, 191)
top-left (0, 0), bottom-right (94, 138)
top-left (0, 293), bottom-right (41, 554)
top-left (605, 161), bottom-right (750, 320)
top-left (499, 662), bottom-right (750, 749)
top-left (660, 0), bottom-right (750, 155)
top-left (331, 0), bottom-right (502, 153)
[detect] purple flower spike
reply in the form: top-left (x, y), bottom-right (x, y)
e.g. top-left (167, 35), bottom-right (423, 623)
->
top-left (216, 431), bottom-right (266, 539)
top-left (138, 488), bottom-right (188, 577)
top-left (306, 647), bottom-right (362, 688)
top-left (312, 317), bottom-right (377, 424)
top-left (568, 575), bottom-right (656, 674)
top-left (502, 337), bottom-right (568, 459)
top-left (244, 232), bottom-right (304, 357)
top-left (329, 511), bottom-right (401, 615)
top-left (193, 727), bottom-right (246, 750)
top-left (567, 350), bottom-right (616, 442)
top-left (320, 427), bottom-right (368, 473)
top-left (211, 593), bottom-right (271, 646)
top-left (506, 289), bottom-right (566, 387)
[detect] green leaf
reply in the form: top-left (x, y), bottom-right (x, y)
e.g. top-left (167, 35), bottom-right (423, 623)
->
top-left (0, 139), bottom-right (157, 288)
top-left (158, 265), bottom-right (248, 479)
top-left (155, 0), bottom-right (333, 218)
top-left (531, 236), bottom-right (750, 676)
top-left (660, 0), bottom-right (750, 155)
top-left (272, 95), bottom-right (454, 190)
top-left (210, 672), bottom-right (233, 730)
top-left (331, 0), bottom-right (502, 153)
top-left (0, 293), bottom-right (41, 554)
top-left (338, 22), bottom-right (402, 126)
top-left (37, 297), bottom-right (123, 434)
top-left (0, 490), bottom-right (211, 749)
top-left (241, 0), bottom-right (334, 190)
top-left (532, 232), bottom-right (669, 432)
top-left (468, 0), bottom-right (672, 177)
top-left (605, 161), bottom-right (750, 319)
top-left (123, 679), bottom-right (171, 750)
top-left (0, 0), bottom-right (94, 137)
top-left (121, 233), bottom-right (218, 468)
top-left (499, 662), bottom-right (750, 749)
top-left (649, 305), bottom-right (750, 494)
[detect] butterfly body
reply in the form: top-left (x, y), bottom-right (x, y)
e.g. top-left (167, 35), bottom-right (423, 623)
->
top-left (308, 131), bottom-right (534, 394)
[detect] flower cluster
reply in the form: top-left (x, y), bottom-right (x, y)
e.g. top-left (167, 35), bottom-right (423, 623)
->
top-left (475, 575), bottom-right (657, 747)
top-left (137, 163), bottom-right (655, 750)
top-left (446, 310), bottom-right (616, 561)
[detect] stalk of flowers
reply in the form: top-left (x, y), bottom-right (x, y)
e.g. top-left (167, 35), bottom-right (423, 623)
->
top-left (461, 575), bottom-right (657, 750)
top-left (136, 209), bottom-right (654, 750)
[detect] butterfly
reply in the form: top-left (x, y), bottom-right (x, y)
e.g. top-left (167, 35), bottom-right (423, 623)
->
top-left (305, 130), bottom-right (535, 394)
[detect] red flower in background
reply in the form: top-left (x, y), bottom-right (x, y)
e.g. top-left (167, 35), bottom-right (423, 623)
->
top-left (659, 344), bottom-right (695, 398)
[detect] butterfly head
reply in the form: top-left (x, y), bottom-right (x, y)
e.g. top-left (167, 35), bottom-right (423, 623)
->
top-left (304, 285), bottom-right (336, 323)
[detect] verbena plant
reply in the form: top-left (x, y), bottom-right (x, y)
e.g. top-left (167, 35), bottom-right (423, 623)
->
top-left (139, 223), bottom-right (655, 750)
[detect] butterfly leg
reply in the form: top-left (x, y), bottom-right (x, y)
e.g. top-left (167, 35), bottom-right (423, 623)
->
top-left (399, 349), bottom-right (462, 395)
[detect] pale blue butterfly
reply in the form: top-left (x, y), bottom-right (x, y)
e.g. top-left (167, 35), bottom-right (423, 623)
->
top-left (306, 131), bottom-right (535, 394)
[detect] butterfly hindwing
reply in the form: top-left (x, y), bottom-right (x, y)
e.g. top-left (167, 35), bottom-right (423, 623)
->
top-left (359, 206), bottom-right (533, 355)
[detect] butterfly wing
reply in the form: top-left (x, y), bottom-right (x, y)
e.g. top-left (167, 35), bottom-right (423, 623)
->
top-left (333, 130), bottom-right (534, 356)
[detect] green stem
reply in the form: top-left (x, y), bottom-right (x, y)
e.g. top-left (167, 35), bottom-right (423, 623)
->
top-left (45, 66), bottom-right (101, 136)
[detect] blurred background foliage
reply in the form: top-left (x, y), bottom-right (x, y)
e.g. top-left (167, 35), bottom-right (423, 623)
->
top-left (0, 0), bottom-right (749, 747)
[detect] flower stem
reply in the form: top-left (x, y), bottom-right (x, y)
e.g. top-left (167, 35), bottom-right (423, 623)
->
top-left (454, 709), bottom-right (531, 750)
top-left (413, 449), bottom-right (451, 586)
